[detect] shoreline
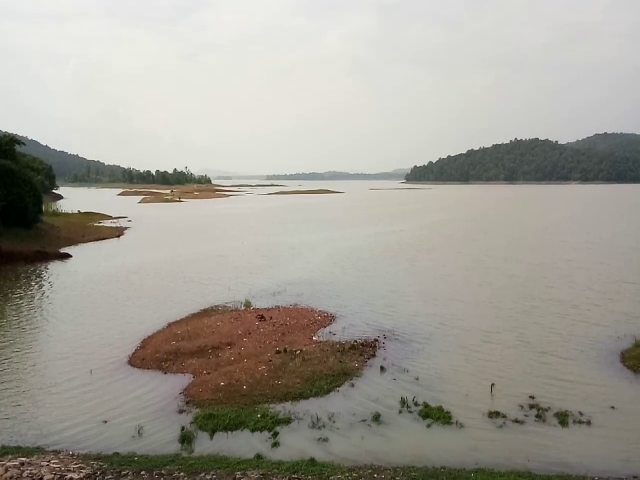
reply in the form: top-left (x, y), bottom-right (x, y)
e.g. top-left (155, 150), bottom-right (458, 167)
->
top-left (0, 211), bottom-right (127, 265)
top-left (0, 447), bottom-right (616, 480)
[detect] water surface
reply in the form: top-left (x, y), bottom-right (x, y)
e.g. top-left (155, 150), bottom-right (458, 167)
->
top-left (1, 183), bottom-right (639, 476)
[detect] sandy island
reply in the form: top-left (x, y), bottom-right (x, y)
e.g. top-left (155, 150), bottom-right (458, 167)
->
top-left (266, 189), bottom-right (343, 195)
top-left (119, 186), bottom-right (236, 204)
top-left (129, 306), bottom-right (377, 407)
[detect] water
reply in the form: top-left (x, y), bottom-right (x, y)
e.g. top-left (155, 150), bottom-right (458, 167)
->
top-left (1, 183), bottom-right (639, 476)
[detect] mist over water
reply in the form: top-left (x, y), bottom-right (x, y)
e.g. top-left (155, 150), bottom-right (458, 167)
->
top-left (1, 183), bottom-right (639, 476)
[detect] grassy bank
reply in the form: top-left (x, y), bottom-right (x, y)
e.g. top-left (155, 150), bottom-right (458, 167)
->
top-left (0, 209), bottom-right (126, 264)
top-left (621, 340), bottom-right (640, 373)
top-left (0, 446), bottom-right (591, 480)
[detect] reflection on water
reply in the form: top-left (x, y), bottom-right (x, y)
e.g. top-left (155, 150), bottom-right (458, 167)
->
top-left (0, 184), bottom-right (639, 476)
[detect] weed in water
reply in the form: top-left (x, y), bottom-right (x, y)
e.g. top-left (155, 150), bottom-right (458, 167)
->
top-left (193, 406), bottom-right (292, 438)
top-left (243, 298), bottom-right (253, 309)
top-left (270, 440), bottom-right (281, 449)
top-left (371, 411), bottom-right (382, 425)
top-left (253, 453), bottom-right (265, 461)
top-left (487, 410), bottom-right (507, 420)
top-left (178, 426), bottom-right (196, 454)
top-left (316, 436), bottom-right (329, 443)
top-left (417, 402), bottom-right (453, 426)
top-left (553, 410), bottom-right (571, 428)
top-left (511, 417), bottom-right (526, 425)
top-left (308, 413), bottom-right (327, 430)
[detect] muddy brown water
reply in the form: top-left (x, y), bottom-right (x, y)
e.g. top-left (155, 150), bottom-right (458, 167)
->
top-left (1, 183), bottom-right (639, 476)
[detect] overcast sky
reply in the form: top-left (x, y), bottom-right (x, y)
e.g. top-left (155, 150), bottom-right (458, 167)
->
top-left (1, 1), bottom-right (639, 174)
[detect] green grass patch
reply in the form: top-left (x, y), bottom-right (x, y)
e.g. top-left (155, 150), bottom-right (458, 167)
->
top-left (417, 402), bottom-right (454, 426)
top-left (193, 406), bottom-right (292, 438)
top-left (0, 446), bottom-right (46, 458)
top-left (621, 339), bottom-right (640, 373)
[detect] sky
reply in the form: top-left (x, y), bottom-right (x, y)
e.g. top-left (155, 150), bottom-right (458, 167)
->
top-left (1, 1), bottom-right (639, 174)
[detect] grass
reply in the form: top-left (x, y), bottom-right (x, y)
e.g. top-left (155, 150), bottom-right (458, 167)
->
top-left (621, 339), bottom-right (640, 373)
top-left (553, 411), bottom-right (571, 428)
top-left (0, 446), bottom-right (597, 479)
top-left (417, 402), bottom-right (454, 426)
top-left (193, 406), bottom-right (292, 438)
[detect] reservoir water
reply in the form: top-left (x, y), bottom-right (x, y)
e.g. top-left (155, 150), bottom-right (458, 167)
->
top-left (1, 183), bottom-right (639, 476)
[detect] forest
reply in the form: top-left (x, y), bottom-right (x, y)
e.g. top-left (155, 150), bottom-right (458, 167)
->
top-left (405, 133), bottom-right (640, 183)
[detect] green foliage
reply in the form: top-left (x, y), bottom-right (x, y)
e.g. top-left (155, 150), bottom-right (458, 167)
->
top-left (193, 406), bottom-right (292, 438)
top-left (406, 134), bottom-right (640, 183)
top-left (119, 166), bottom-right (211, 186)
top-left (243, 298), bottom-right (253, 309)
top-left (417, 402), bottom-right (454, 426)
top-left (0, 160), bottom-right (43, 228)
top-left (621, 339), bottom-right (640, 373)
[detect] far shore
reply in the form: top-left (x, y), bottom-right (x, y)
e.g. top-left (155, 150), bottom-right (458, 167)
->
top-left (403, 180), bottom-right (639, 185)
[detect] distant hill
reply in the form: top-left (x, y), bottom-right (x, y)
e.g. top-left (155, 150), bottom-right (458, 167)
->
top-left (0, 130), bottom-right (211, 185)
top-left (266, 169), bottom-right (408, 181)
top-left (405, 133), bottom-right (640, 183)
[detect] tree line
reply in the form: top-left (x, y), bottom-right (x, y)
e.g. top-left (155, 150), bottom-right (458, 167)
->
top-left (405, 133), bottom-right (640, 183)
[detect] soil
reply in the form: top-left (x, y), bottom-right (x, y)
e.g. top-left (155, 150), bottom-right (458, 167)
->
top-left (129, 306), bottom-right (377, 406)
top-left (119, 187), bottom-right (234, 203)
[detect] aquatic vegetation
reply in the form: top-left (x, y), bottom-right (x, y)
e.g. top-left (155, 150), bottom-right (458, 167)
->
top-left (417, 402), bottom-right (454, 426)
top-left (487, 410), bottom-right (507, 420)
top-left (371, 411), bottom-right (382, 425)
top-left (193, 406), bottom-right (292, 438)
top-left (621, 339), bottom-right (640, 373)
top-left (270, 440), bottom-right (281, 449)
top-left (554, 410), bottom-right (571, 428)
top-left (316, 436), bottom-right (329, 443)
top-left (243, 298), bottom-right (253, 309)
top-left (511, 417), bottom-right (526, 425)
top-left (308, 413), bottom-right (327, 430)
top-left (178, 426), bottom-right (197, 454)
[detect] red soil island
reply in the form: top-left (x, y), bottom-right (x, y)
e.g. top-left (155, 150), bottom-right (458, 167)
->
top-left (129, 306), bottom-right (377, 407)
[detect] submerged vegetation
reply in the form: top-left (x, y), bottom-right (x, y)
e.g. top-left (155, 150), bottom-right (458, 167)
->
top-left (621, 339), bottom-right (640, 373)
top-left (193, 406), bottom-right (292, 438)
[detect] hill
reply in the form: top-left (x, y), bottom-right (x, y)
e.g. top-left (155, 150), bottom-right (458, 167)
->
top-left (0, 130), bottom-right (212, 185)
top-left (405, 133), bottom-right (640, 183)
top-left (266, 169), bottom-right (408, 181)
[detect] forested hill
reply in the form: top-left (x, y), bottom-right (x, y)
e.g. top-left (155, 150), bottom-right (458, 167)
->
top-left (405, 133), bottom-right (640, 183)
top-left (0, 130), bottom-right (211, 185)
top-left (0, 130), bottom-right (126, 182)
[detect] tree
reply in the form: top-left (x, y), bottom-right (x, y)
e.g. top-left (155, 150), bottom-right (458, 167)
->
top-left (0, 160), bottom-right (43, 228)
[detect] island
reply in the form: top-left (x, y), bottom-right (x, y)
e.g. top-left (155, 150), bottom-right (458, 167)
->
top-left (129, 305), bottom-right (377, 437)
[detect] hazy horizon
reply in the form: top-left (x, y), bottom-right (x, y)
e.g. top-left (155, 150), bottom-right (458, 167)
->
top-left (1, 1), bottom-right (639, 174)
